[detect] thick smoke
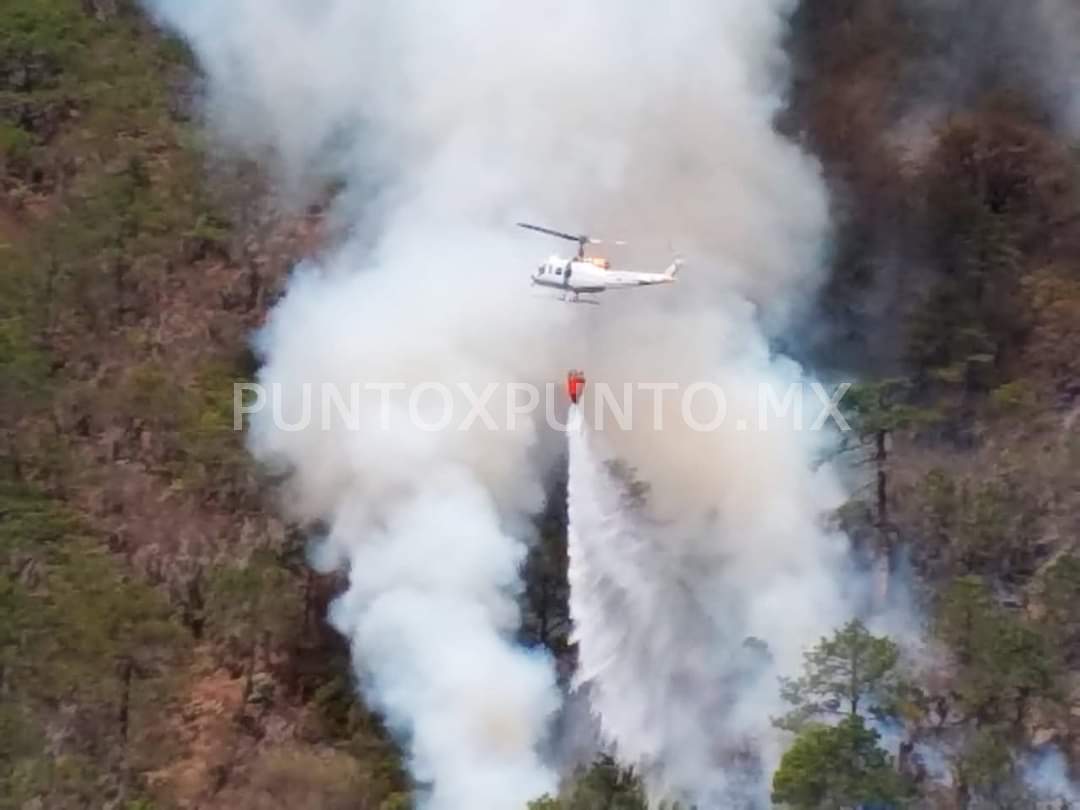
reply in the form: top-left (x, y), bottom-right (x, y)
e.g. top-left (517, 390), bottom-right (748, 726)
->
top-left (567, 386), bottom-right (850, 808)
top-left (145, 0), bottom-right (842, 806)
top-left (567, 412), bottom-right (769, 806)
top-left (901, 0), bottom-right (1080, 136)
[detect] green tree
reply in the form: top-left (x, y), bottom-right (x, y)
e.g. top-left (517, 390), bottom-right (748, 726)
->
top-left (772, 716), bottom-right (909, 810)
top-left (1039, 555), bottom-right (1080, 665)
top-left (205, 551), bottom-right (305, 715)
top-left (521, 472), bottom-right (571, 657)
top-left (840, 380), bottom-right (939, 570)
top-left (907, 108), bottom-right (1053, 389)
top-left (936, 576), bottom-right (1059, 725)
top-left (0, 481), bottom-right (188, 806)
top-left (914, 469), bottom-right (1042, 580)
top-left (529, 756), bottom-right (649, 810)
top-left (46, 541), bottom-right (187, 751)
top-left (952, 729), bottom-right (1038, 809)
top-left (778, 620), bottom-right (900, 731)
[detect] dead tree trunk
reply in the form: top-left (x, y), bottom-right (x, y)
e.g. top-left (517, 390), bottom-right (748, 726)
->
top-left (118, 656), bottom-right (134, 744)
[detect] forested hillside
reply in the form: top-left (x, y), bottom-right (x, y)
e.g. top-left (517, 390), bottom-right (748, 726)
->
top-left (1, 1), bottom-right (1079, 809)
top-left (0, 2), bottom-right (407, 808)
top-left (777, 2), bottom-right (1080, 806)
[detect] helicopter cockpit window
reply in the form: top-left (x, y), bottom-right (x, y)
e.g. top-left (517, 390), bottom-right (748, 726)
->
top-left (538, 265), bottom-right (545, 275)
top-left (555, 267), bottom-right (563, 275)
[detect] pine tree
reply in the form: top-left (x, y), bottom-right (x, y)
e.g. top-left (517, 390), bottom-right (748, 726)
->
top-left (777, 620), bottom-right (900, 731)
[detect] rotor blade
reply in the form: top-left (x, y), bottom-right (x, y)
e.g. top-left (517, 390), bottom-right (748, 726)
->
top-left (588, 238), bottom-right (629, 247)
top-left (517, 222), bottom-right (587, 243)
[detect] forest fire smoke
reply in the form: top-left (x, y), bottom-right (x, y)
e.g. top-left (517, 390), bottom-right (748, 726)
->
top-left (566, 402), bottom-right (848, 807)
top-left (143, 0), bottom-right (850, 806)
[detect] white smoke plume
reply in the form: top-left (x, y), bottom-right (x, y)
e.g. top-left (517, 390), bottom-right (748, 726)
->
top-left (566, 381), bottom-right (850, 808)
top-left (1024, 747), bottom-right (1080, 808)
top-left (567, 410), bottom-right (761, 806)
top-left (143, 0), bottom-right (845, 806)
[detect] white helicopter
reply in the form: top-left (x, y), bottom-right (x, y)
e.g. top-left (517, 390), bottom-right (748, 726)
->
top-left (519, 222), bottom-right (682, 303)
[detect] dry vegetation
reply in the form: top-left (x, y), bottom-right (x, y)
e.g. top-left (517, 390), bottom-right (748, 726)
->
top-left (0, 3), bottom-right (405, 808)
top-left (788, 1), bottom-right (1080, 806)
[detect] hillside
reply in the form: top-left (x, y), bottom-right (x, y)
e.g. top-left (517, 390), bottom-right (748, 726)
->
top-left (1, 2), bottom-right (1079, 809)
top-left (0, 2), bottom-right (407, 808)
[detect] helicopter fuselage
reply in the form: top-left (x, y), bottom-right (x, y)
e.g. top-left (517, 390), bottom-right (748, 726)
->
top-left (531, 255), bottom-right (677, 296)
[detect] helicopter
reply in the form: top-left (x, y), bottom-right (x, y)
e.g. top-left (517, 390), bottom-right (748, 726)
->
top-left (518, 222), bottom-right (682, 303)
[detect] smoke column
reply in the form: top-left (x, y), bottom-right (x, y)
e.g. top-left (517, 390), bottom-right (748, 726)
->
top-left (567, 378), bottom-right (850, 808)
top-left (566, 409), bottom-right (754, 805)
top-left (142, 0), bottom-right (849, 806)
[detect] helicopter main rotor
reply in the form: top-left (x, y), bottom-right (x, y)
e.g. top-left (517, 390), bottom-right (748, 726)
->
top-left (516, 222), bottom-right (626, 259)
